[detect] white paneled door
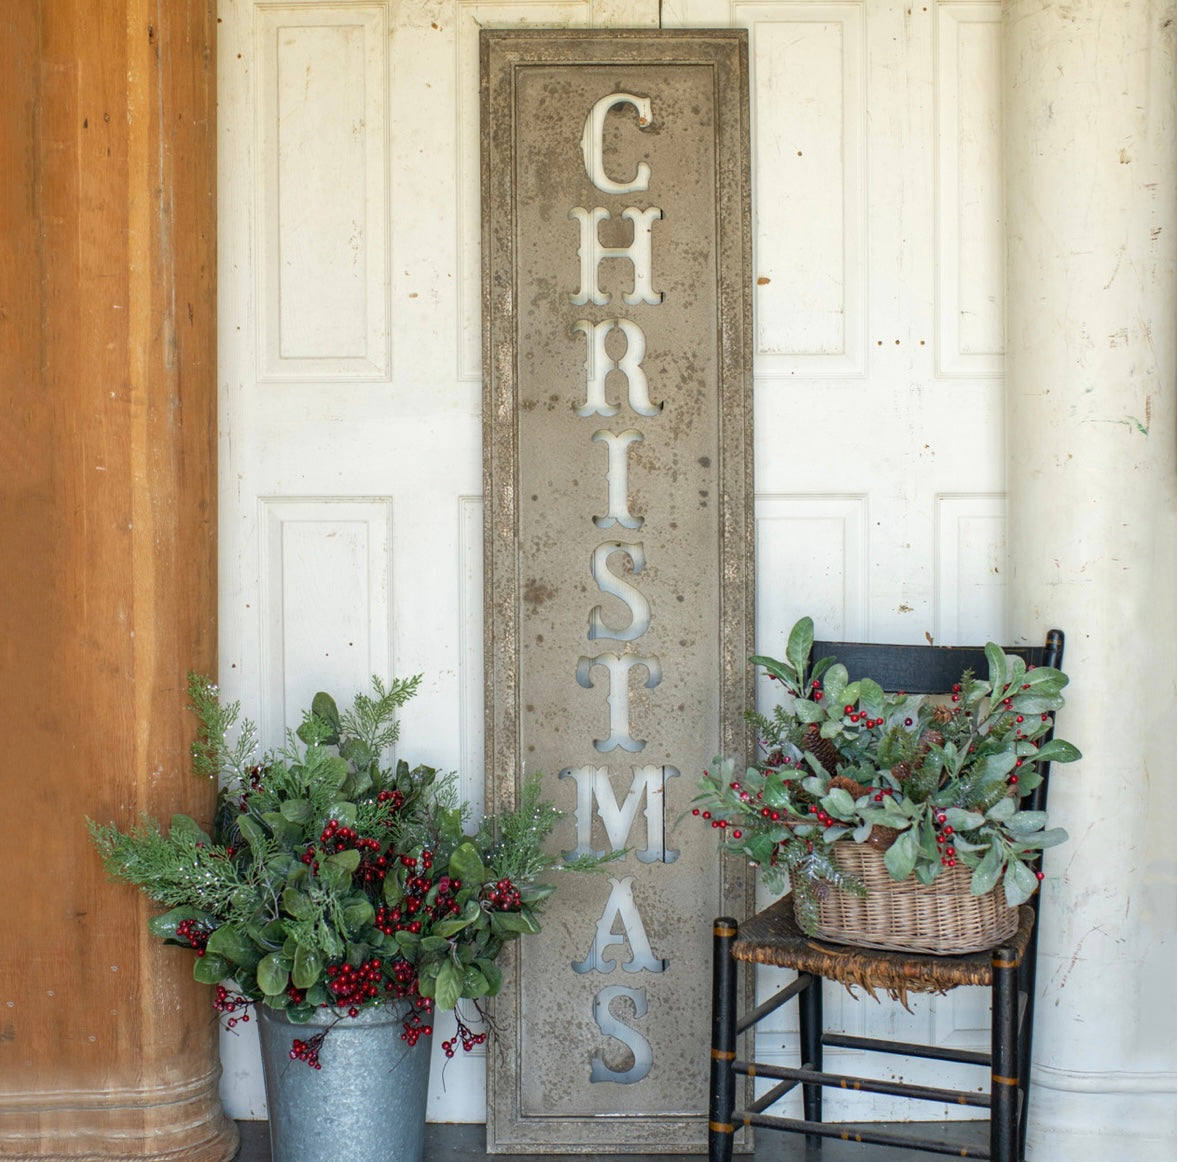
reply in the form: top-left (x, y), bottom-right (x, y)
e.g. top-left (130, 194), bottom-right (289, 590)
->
top-left (218, 0), bottom-right (1006, 1126)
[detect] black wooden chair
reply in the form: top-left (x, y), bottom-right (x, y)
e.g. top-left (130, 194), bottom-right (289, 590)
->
top-left (708, 630), bottom-right (1065, 1162)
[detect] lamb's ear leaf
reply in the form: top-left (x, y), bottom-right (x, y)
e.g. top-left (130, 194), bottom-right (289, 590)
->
top-left (883, 830), bottom-right (918, 881)
top-left (985, 642), bottom-right (1009, 693)
top-left (786, 617), bottom-right (815, 680)
top-left (1003, 858), bottom-right (1038, 907)
top-left (1034, 739), bottom-right (1082, 764)
top-left (970, 843), bottom-right (1003, 896)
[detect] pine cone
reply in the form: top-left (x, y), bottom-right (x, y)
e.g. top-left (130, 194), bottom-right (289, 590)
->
top-left (931, 703), bottom-right (956, 725)
top-left (802, 723), bottom-right (842, 776)
top-left (890, 761), bottom-right (912, 784)
top-left (915, 726), bottom-right (945, 765)
top-left (829, 774), bottom-right (870, 800)
top-left (866, 825), bottom-right (901, 851)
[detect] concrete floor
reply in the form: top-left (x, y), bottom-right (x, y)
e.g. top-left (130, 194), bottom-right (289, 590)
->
top-left (233, 1118), bottom-right (989, 1161)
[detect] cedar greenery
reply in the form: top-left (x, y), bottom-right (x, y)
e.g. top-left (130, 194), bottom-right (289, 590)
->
top-left (695, 617), bottom-right (1081, 935)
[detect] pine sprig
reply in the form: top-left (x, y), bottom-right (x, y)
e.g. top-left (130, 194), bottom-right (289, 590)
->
top-left (187, 672), bottom-right (259, 785)
top-left (339, 675), bottom-right (422, 754)
top-left (87, 815), bottom-right (254, 922)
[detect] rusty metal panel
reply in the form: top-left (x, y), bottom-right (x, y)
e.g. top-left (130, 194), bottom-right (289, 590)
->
top-left (481, 28), bottom-right (753, 1152)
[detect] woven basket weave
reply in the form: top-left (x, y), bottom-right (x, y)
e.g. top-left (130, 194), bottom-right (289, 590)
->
top-left (801, 842), bottom-right (1020, 956)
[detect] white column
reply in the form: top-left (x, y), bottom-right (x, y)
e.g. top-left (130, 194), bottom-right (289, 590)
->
top-left (1003, 2), bottom-right (1176, 1158)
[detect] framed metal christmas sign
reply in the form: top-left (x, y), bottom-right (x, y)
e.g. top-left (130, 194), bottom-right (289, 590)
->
top-left (481, 28), bottom-right (753, 1151)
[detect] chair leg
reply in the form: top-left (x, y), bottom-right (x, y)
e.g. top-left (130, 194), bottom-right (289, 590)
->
top-left (709, 917), bottom-right (739, 1162)
top-left (1017, 911), bottom-right (1041, 1160)
top-left (991, 943), bottom-right (1021, 1162)
top-left (798, 970), bottom-right (823, 1145)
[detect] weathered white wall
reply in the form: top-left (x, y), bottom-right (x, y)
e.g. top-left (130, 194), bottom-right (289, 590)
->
top-left (1004, 1), bottom-right (1177, 1158)
top-left (214, 0), bottom-right (1177, 1151)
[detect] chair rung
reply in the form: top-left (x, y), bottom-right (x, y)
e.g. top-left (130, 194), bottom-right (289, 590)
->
top-left (738, 1111), bottom-right (991, 1159)
top-left (735, 973), bottom-right (812, 1036)
top-left (823, 1031), bottom-right (990, 1067)
top-left (733, 1060), bottom-right (991, 1108)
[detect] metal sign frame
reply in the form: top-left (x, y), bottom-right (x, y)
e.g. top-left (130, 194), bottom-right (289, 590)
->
top-left (481, 28), bottom-right (753, 1152)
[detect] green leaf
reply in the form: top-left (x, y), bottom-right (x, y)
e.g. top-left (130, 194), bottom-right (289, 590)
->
top-left (1032, 739), bottom-right (1082, 764)
top-left (169, 814), bottom-right (212, 845)
top-left (985, 642), bottom-right (1009, 693)
top-left (206, 925), bottom-right (262, 968)
top-left (943, 808), bottom-right (985, 831)
top-left (326, 802), bottom-right (358, 828)
top-left (986, 796), bottom-right (1016, 822)
top-left (1003, 858), bottom-right (1038, 907)
top-left (970, 843), bottom-right (1003, 895)
top-left (419, 936), bottom-right (451, 954)
top-left (394, 930), bottom-right (422, 957)
top-left (342, 900), bottom-right (375, 933)
top-left (460, 965), bottom-right (491, 999)
top-left (257, 952), bottom-right (292, 996)
top-left (311, 691), bottom-right (341, 732)
top-left (822, 788), bottom-right (857, 818)
top-left (291, 942), bottom-right (323, 989)
top-left (434, 960), bottom-right (463, 1012)
top-left (883, 831), bottom-right (918, 881)
top-left (469, 960), bottom-right (499, 999)
top-left (1019, 666), bottom-right (1068, 693)
top-left (857, 678), bottom-right (886, 713)
top-left (237, 814), bottom-right (268, 856)
top-left (193, 953), bottom-right (231, 984)
top-left (1005, 810), bottom-right (1048, 834)
top-left (491, 910), bottom-right (542, 936)
top-left (148, 906), bottom-right (218, 941)
top-left (282, 889), bottom-right (315, 920)
top-left (785, 616), bottom-right (815, 680)
top-left (280, 799), bottom-right (313, 824)
top-left (750, 654), bottom-right (799, 690)
top-left (792, 699), bottom-right (826, 725)
top-left (434, 899), bottom-right (482, 938)
top-left (822, 664), bottom-right (849, 707)
top-left (448, 842), bottom-right (486, 887)
top-left (1009, 693), bottom-right (1064, 715)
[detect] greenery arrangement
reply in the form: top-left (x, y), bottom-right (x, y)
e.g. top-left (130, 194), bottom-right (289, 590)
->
top-left (694, 617), bottom-right (1081, 935)
top-left (89, 674), bottom-right (600, 1067)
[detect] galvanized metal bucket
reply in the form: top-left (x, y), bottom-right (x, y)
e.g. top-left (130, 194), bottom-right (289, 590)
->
top-left (257, 1003), bottom-right (432, 1162)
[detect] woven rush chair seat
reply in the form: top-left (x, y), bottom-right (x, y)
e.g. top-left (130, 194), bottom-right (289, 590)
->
top-left (707, 629), bottom-right (1066, 1162)
top-left (732, 894), bottom-right (1036, 1004)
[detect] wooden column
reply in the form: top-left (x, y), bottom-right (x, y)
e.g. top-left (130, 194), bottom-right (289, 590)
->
top-left (0, 1), bottom-right (236, 1158)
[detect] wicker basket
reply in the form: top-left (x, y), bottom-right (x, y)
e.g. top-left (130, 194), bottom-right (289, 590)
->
top-left (800, 842), bottom-right (1020, 956)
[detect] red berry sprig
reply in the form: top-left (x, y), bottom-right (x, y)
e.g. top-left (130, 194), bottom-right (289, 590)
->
top-left (176, 917), bottom-right (212, 956)
top-left (325, 958), bottom-right (385, 1015)
top-left (213, 984), bottom-right (254, 1029)
top-left (289, 1031), bottom-right (326, 1069)
top-left (441, 1014), bottom-right (487, 1058)
top-left (485, 877), bottom-right (522, 911)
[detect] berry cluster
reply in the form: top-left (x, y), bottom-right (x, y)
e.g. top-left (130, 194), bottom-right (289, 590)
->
top-left (176, 917), bottom-right (211, 956)
top-left (213, 984), bottom-right (254, 1029)
top-left (319, 818), bottom-right (380, 855)
top-left (376, 787), bottom-right (405, 815)
top-left (933, 811), bottom-right (959, 867)
top-left (373, 852), bottom-right (462, 936)
top-left (441, 1014), bottom-right (487, 1058)
top-left (485, 877), bottom-right (522, 911)
top-left (289, 1031), bottom-right (326, 1069)
top-left (401, 998), bottom-right (434, 1047)
top-left (326, 959), bottom-right (385, 1016)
